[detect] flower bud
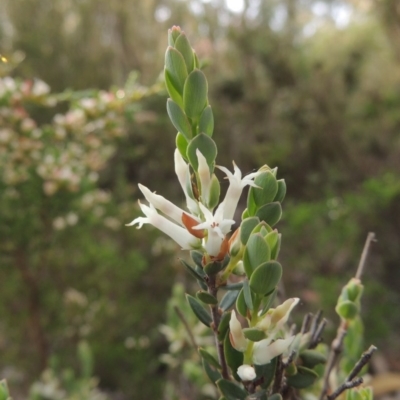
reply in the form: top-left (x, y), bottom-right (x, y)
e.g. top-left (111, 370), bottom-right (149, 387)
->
top-left (237, 364), bottom-right (256, 381)
top-left (229, 310), bottom-right (247, 352)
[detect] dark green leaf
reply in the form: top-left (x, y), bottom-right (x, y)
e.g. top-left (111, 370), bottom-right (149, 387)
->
top-left (242, 279), bottom-right (253, 310)
top-left (167, 99), bottom-right (192, 141)
top-left (176, 132), bottom-right (188, 160)
top-left (300, 350), bottom-right (327, 368)
top-left (199, 347), bottom-right (222, 369)
top-left (186, 294), bottom-right (212, 327)
top-left (287, 366), bottom-right (319, 389)
top-left (191, 250), bottom-right (204, 269)
top-left (218, 312), bottom-right (231, 341)
top-left (204, 260), bottom-right (225, 275)
top-left (183, 69), bottom-right (208, 119)
top-left (268, 394), bottom-right (282, 400)
top-left (236, 288), bottom-right (248, 317)
top-left (197, 290), bottom-right (218, 305)
top-left (203, 358), bottom-right (222, 383)
top-left (199, 105), bottom-right (214, 136)
top-left (187, 133), bottom-right (217, 171)
top-left (217, 379), bottom-right (248, 400)
top-left (224, 282), bottom-right (244, 291)
top-left (180, 258), bottom-right (204, 281)
top-left (256, 202), bottom-right (282, 227)
top-left (255, 356), bottom-right (277, 389)
top-left (224, 331), bottom-right (244, 381)
top-left (220, 290), bottom-right (240, 312)
top-left (243, 233), bottom-right (271, 277)
top-left (249, 261), bottom-right (282, 295)
top-left (252, 171), bottom-right (278, 207)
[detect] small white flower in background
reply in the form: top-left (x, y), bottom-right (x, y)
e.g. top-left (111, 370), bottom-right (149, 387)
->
top-left (237, 364), bottom-right (256, 381)
top-left (53, 217), bottom-right (66, 231)
top-left (31, 79), bottom-right (50, 96)
top-left (66, 212), bottom-right (79, 226)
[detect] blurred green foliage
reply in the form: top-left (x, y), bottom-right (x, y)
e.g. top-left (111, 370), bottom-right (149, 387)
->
top-left (1, 0), bottom-right (400, 398)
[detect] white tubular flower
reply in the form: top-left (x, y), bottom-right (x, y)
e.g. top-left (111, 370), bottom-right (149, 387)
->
top-left (193, 202), bottom-right (235, 257)
top-left (174, 149), bottom-right (199, 215)
top-left (252, 336), bottom-right (294, 365)
top-left (271, 298), bottom-right (300, 330)
top-left (229, 310), bottom-right (248, 352)
top-left (217, 163), bottom-right (260, 220)
top-left (196, 149), bottom-right (211, 206)
top-left (126, 202), bottom-right (201, 250)
top-left (237, 365), bottom-right (256, 382)
top-left (138, 183), bottom-right (200, 226)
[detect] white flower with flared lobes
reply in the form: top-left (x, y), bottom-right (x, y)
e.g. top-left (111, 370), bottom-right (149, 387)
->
top-left (127, 149), bottom-right (260, 258)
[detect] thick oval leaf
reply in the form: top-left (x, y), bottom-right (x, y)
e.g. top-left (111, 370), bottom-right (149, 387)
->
top-left (224, 282), bottom-right (244, 291)
top-left (165, 46), bottom-right (188, 93)
top-left (274, 179), bottom-right (286, 203)
top-left (243, 328), bottom-right (266, 342)
top-left (197, 290), bottom-right (218, 305)
top-left (218, 312), bottom-right (231, 341)
top-left (256, 202), bottom-right (282, 227)
top-left (199, 347), bottom-right (221, 369)
top-left (246, 186), bottom-right (257, 216)
top-left (220, 290), bottom-right (240, 312)
top-left (252, 171), bottom-right (278, 207)
top-left (242, 279), bottom-right (253, 310)
top-left (186, 133), bottom-right (217, 171)
top-left (300, 350), bottom-right (327, 368)
top-left (186, 294), bottom-right (212, 327)
top-left (243, 233), bottom-right (271, 277)
top-left (199, 105), bottom-right (214, 136)
top-left (249, 261), bottom-right (282, 295)
top-left (183, 69), bottom-right (208, 119)
top-left (167, 99), bottom-right (192, 141)
top-left (271, 234), bottom-right (281, 260)
top-left (176, 132), bottom-right (188, 160)
top-left (204, 260), bottom-right (225, 275)
top-left (165, 69), bottom-right (183, 106)
top-left (224, 332), bottom-right (244, 382)
top-left (174, 33), bottom-right (194, 73)
top-left (240, 217), bottom-right (260, 245)
top-left (203, 358), bottom-right (222, 383)
top-left (286, 366), bottom-right (319, 389)
top-left (336, 300), bottom-right (359, 320)
top-left (208, 174), bottom-right (221, 209)
top-left (236, 288), bottom-right (248, 317)
top-left (191, 250), bottom-right (205, 269)
top-left (217, 379), bottom-right (248, 400)
top-left (259, 289), bottom-right (277, 316)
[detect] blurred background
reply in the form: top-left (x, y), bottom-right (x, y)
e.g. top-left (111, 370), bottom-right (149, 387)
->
top-left (0, 0), bottom-right (399, 398)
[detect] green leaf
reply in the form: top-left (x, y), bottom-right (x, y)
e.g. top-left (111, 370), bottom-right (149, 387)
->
top-left (265, 231), bottom-right (278, 255)
top-left (224, 282), bottom-right (244, 291)
top-left (249, 261), bottom-right (282, 295)
top-left (174, 33), bottom-right (194, 73)
top-left (256, 202), bottom-right (282, 227)
top-left (203, 358), bottom-right (222, 383)
top-left (242, 279), bottom-right (253, 310)
top-left (300, 350), bottom-right (327, 368)
top-left (165, 69), bottom-right (183, 106)
top-left (167, 99), bottom-right (192, 141)
top-left (217, 379), bottom-right (248, 400)
top-left (220, 290), bottom-right (240, 312)
top-left (255, 356), bottom-right (277, 389)
top-left (287, 366), bottom-right (319, 389)
top-left (199, 105), bottom-right (214, 136)
top-left (268, 395), bottom-right (282, 400)
top-left (199, 347), bottom-right (222, 369)
top-left (236, 288), bottom-right (248, 317)
top-left (246, 186), bottom-right (257, 216)
top-left (336, 300), bottom-right (359, 320)
top-left (252, 171), bottom-right (278, 207)
top-left (218, 312), bottom-right (231, 341)
top-left (240, 217), bottom-right (260, 245)
top-left (197, 290), bottom-right (218, 305)
top-left (208, 174), bottom-right (221, 209)
top-left (259, 289), bottom-right (277, 316)
top-left (183, 69), bottom-right (208, 119)
top-left (180, 258), bottom-right (204, 281)
top-left (243, 328), bottom-right (266, 342)
top-left (204, 260), bottom-right (225, 275)
top-left (186, 133), bottom-right (217, 171)
top-left (165, 46), bottom-right (188, 93)
top-left (191, 250), bottom-right (204, 269)
top-left (176, 132), bottom-right (188, 160)
top-left (168, 26), bottom-right (181, 46)
top-left (270, 233), bottom-right (281, 260)
top-left (186, 294), bottom-right (212, 327)
top-left (274, 179), bottom-right (286, 203)
top-left (224, 332), bottom-right (244, 382)
top-left (243, 233), bottom-right (271, 277)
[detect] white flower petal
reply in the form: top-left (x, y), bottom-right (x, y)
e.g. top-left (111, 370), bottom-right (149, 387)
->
top-left (196, 149), bottom-right (211, 205)
top-left (127, 202), bottom-right (200, 250)
top-left (229, 310), bottom-right (248, 352)
top-left (237, 365), bottom-right (256, 381)
top-left (252, 337), bottom-right (294, 365)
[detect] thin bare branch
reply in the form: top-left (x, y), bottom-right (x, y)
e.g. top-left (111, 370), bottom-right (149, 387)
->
top-left (327, 377), bottom-right (364, 400)
top-left (173, 305), bottom-right (198, 350)
top-left (347, 345), bottom-right (377, 381)
top-left (355, 232), bottom-right (376, 280)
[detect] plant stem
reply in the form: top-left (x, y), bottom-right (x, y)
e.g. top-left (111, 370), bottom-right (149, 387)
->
top-left (207, 274), bottom-right (230, 379)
